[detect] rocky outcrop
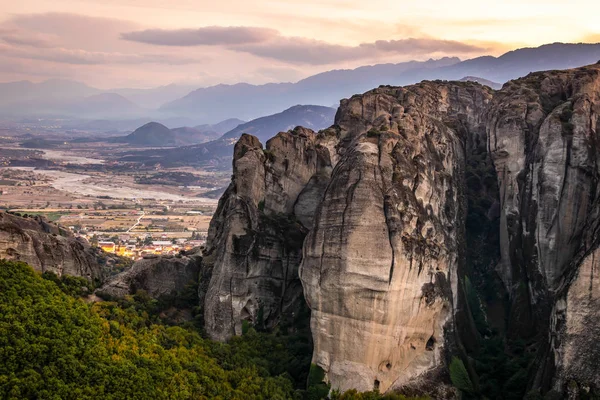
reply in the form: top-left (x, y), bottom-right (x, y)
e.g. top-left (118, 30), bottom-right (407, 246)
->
top-left (0, 212), bottom-right (105, 281)
top-left (487, 63), bottom-right (600, 393)
top-left (201, 127), bottom-right (332, 341)
top-left (199, 63), bottom-right (600, 396)
top-left (300, 82), bottom-right (492, 393)
top-left (97, 250), bottom-right (202, 299)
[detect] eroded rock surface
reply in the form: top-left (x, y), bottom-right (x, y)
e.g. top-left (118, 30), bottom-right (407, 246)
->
top-left (202, 128), bottom-right (332, 341)
top-left (97, 250), bottom-right (202, 299)
top-left (200, 63), bottom-right (600, 396)
top-left (300, 82), bottom-right (493, 393)
top-left (0, 212), bottom-right (105, 281)
top-left (487, 63), bottom-right (600, 392)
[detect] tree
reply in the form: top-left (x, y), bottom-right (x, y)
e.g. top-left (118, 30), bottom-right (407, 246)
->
top-left (449, 357), bottom-right (474, 394)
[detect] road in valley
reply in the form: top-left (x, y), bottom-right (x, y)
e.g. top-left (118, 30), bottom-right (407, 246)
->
top-left (126, 211), bottom-right (145, 233)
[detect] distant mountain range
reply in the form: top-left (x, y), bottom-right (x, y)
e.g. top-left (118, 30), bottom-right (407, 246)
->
top-left (159, 58), bottom-right (459, 122)
top-left (114, 118), bottom-right (246, 147)
top-left (1, 42), bottom-right (599, 124)
top-left (160, 43), bottom-right (600, 122)
top-left (0, 91), bottom-right (144, 120)
top-left (220, 105), bottom-right (335, 143)
top-left (0, 81), bottom-right (194, 122)
top-left (459, 76), bottom-right (502, 89)
top-left (120, 105), bottom-right (336, 168)
top-left (0, 79), bottom-right (99, 107)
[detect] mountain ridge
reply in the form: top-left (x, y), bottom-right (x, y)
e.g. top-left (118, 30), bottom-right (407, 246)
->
top-left (1, 42), bottom-right (600, 124)
top-left (119, 104), bottom-right (336, 166)
top-left (158, 43), bottom-right (600, 121)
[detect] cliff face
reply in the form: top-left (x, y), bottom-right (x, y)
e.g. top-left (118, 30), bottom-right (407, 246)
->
top-left (300, 82), bottom-right (492, 393)
top-left (200, 63), bottom-right (600, 396)
top-left (200, 82), bottom-right (493, 393)
top-left (201, 128), bottom-right (332, 341)
top-left (0, 212), bottom-right (105, 281)
top-left (488, 63), bottom-right (600, 391)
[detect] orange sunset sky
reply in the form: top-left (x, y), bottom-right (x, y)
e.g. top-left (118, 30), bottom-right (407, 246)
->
top-left (1, 0), bottom-right (599, 88)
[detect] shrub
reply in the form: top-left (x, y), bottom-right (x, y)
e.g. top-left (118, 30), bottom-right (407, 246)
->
top-left (367, 128), bottom-right (381, 138)
top-left (263, 149), bottom-right (275, 162)
top-left (449, 357), bottom-right (474, 393)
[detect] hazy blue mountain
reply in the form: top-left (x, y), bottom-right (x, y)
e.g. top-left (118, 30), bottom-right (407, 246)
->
top-left (69, 93), bottom-right (144, 118)
top-left (459, 76), bottom-right (502, 89)
top-left (220, 105), bottom-right (335, 143)
top-left (120, 105), bottom-right (336, 168)
top-left (61, 117), bottom-right (213, 134)
top-left (117, 122), bottom-right (173, 146)
top-left (169, 127), bottom-right (221, 144)
top-left (0, 79), bottom-right (100, 107)
top-left (430, 42), bottom-right (600, 83)
top-left (0, 91), bottom-right (145, 119)
top-left (114, 117), bottom-right (247, 147)
top-left (159, 58), bottom-right (458, 122)
top-left (195, 118), bottom-right (246, 135)
top-left (2, 42), bottom-right (599, 124)
top-left (160, 82), bottom-right (295, 123)
top-left (111, 84), bottom-right (197, 109)
top-left (160, 43), bottom-right (600, 122)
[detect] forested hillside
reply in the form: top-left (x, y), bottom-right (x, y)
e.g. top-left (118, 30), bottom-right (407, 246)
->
top-left (0, 260), bottom-right (423, 400)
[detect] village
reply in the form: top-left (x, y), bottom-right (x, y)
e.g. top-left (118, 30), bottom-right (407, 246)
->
top-left (95, 234), bottom-right (206, 260)
top-left (61, 207), bottom-right (213, 260)
top-left (0, 147), bottom-right (224, 261)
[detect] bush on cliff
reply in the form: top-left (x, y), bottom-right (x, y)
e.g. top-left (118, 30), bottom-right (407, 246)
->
top-left (449, 357), bottom-right (474, 393)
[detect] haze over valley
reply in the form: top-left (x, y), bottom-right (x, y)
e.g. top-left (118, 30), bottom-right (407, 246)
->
top-left (2, 1), bottom-right (600, 399)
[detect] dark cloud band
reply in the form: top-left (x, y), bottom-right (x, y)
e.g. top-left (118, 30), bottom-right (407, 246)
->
top-left (121, 26), bottom-right (278, 46)
top-left (122, 26), bottom-right (488, 65)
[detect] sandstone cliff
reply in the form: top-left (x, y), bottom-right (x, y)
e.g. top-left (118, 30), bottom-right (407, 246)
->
top-left (300, 82), bottom-right (492, 393)
top-left (201, 127), bottom-right (332, 341)
top-left (200, 63), bottom-right (600, 397)
top-left (0, 212), bottom-right (105, 281)
top-left (488, 63), bottom-right (600, 393)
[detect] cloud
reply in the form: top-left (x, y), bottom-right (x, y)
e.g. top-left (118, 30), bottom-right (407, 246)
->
top-left (0, 12), bottom-right (502, 88)
top-left (0, 28), bottom-right (58, 48)
top-left (122, 26), bottom-right (491, 65)
top-left (0, 55), bottom-right (72, 78)
top-left (0, 42), bottom-right (201, 65)
top-left (236, 36), bottom-right (487, 65)
top-left (121, 26), bottom-right (278, 46)
top-left (364, 38), bottom-right (486, 54)
top-left (0, 14), bottom-right (205, 67)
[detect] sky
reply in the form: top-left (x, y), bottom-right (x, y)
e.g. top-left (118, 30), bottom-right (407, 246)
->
top-left (0, 0), bottom-right (599, 89)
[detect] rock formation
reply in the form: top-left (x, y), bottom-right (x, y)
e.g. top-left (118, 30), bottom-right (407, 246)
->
top-left (300, 82), bottom-right (492, 393)
top-left (97, 249), bottom-right (202, 299)
top-left (488, 63), bottom-right (600, 392)
top-left (201, 127), bottom-right (332, 341)
top-left (200, 81), bottom-right (492, 392)
top-left (0, 212), bottom-right (105, 281)
top-left (200, 62), bottom-right (600, 396)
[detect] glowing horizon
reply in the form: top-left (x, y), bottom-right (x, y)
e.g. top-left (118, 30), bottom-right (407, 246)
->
top-left (1, 0), bottom-right (598, 88)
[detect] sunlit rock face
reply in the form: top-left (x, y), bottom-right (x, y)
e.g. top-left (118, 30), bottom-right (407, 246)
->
top-left (299, 82), bottom-right (492, 393)
top-left (200, 63), bottom-right (600, 396)
top-left (0, 212), bottom-right (104, 281)
top-left (202, 128), bottom-right (333, 341)
top-left (487, 63), bottom-right (600, 391)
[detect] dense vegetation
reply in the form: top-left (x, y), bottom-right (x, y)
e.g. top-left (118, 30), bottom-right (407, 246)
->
top-left (462, 134), bottom-right (541, 400)
top-left (0, 260), bottom-right (427, 399)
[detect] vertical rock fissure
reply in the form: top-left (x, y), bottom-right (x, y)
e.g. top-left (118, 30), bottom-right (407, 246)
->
top-left (340, 168), bottom-right (362, 243)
